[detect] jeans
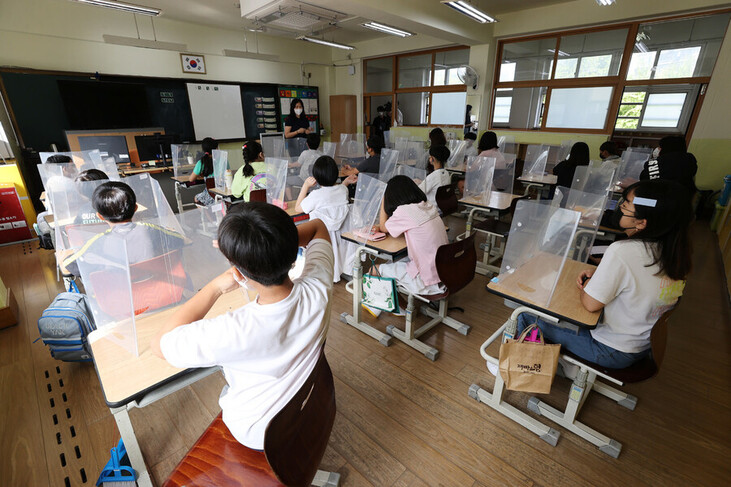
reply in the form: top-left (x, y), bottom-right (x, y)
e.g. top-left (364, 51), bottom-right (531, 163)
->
top-left (517, 313), bottom-right (648, 369)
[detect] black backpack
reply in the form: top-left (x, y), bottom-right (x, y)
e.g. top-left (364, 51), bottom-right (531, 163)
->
top-left (36, 282), bottom-right (96, 362)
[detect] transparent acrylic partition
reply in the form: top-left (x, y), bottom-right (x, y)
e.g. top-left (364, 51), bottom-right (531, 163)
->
top-left (521, 144), bottom-right (551, 179)
top-left (285, 138), bottom-right (308, 159)
top-left (464, 156), bottom-right (496, 205)
top-left (378, 148), bottom-right (400, 183)
top-left (38, 163), bottom-right (79, 194)
top-left (178, 201), bottom-right (226, 241)
top-left (492, 153), bottom-right (517, 194)
top-left (571, 163), bottom-right (616, 195)
top-left (322, 141), bottom-right (337, 158)
top-left (497, 135), bottom-right (517, 157)
top-left (446, 140), bottom-right (468, 169)
top-left (77, 235), bottom-right (139, 356)
top-left (496, 200), bottom-right (581, 307)
top-left (564, 188), bottom-right (610, 262)
top-left (395, 165), bottom-right (427, 185)
top-left (338, 133), bottom-right (366, 159)
top-left (545, 145), bottom-right (564, 174)
top-left (383, 130), bottom-right (390, 148)
top-left (558, 140), bottom-right (575, 162)
top-left (265, 157), bottom-right (289, 208)
top-left (342, 174), bottom-right (387, 246)
top-left (125, 174), bottom-right (185, 235)
top-left (298, 150), bottom-right (322, 180)
top-left (40, 150), bottom-right (103, 168)
top-left (393, 137), bottom-right (409, 159)
top-left (409, 141), bottom-right (429, 169)
top-left (49, 179), bottom-right (111, 253)
top-left (171, 144), bottom-right (203, 178)
top-left (259, 135), bottom-right (286, 159)
top-left (212, 149), bottom-right (229, 190)
top-left (616, 147), bottom-right (653, 188)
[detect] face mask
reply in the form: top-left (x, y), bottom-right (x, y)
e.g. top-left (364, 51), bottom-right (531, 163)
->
top-left (233, 270), bottom-right (256, 291)
top-left (599, 152), bottom-right (606, 160)
top-left (611, 206), bottom-right (637, 231)
top-left (294, 108), bottom-right (303, 116)
top-left (652, 147), bottom-right (660, 159)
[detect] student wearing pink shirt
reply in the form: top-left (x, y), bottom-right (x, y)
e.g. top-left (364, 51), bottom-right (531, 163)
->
top-left (376, 175), bottom-right (448, 295)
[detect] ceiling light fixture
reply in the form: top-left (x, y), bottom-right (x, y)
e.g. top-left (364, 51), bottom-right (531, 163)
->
top-left (71, 0), bottom-right (160, 16)
top-left (441, 1), bottom-right (496, 23)
top-left (595, 0), bottom-right (616, 6)
top-left (361, 22), bottom-right (413, 38)
top-left (297, 35), bottom-right (354, 50)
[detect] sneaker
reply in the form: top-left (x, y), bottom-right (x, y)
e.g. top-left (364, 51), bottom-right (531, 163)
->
top-left (557, 357), bottom-right (579, 380)
top-left (362, 304), bottom-right (382, 318)
top-left (486, 360), bottom-right (499, 377)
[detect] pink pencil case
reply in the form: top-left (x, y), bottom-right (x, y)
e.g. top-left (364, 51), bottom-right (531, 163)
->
top-left (353, 230), bottom-right (387, 241)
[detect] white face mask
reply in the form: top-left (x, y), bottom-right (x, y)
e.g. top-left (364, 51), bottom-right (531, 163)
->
top-left (233, 270), bottom-right (256, 291)
top-left (652, 147), bottom-right (660, 159)
top-left (294, 108), bottom-right (303, 116)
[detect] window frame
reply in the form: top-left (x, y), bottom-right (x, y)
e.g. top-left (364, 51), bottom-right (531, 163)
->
top-left (489, 9), bottom-right (731, 136)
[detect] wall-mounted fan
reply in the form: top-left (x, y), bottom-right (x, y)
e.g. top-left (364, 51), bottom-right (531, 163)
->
top-left (458, 65), bottom-right (479, 89)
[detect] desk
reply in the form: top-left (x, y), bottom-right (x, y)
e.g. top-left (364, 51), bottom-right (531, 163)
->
top-left (90, 289), bottom-right (254, 487)
top-left (338, 233), bottom-right (408, 346)
top-left (518, 174), bottom-right (557, 201)
top-left (120, 165), bottom-right (171, 176)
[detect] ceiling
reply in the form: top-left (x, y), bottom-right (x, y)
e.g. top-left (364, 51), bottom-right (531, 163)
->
top-left (100, 0), bottom-right (575, 45)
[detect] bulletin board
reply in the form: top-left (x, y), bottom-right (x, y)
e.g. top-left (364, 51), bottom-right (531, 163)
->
top-left (278, 85), bottom-right (319, 131)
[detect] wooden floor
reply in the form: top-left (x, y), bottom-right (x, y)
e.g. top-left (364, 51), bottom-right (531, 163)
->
top-left (1, 220), bottom-right (729, 487)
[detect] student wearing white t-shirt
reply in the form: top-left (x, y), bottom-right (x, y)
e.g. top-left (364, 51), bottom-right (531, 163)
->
top-left (517, 179), bottom-right (692, 369)
top-left (295, 155), bottom-right (356, 282)
top-left (419, 145), bottom-right (452, 210)
top-left (151, 203), bottom-right (334, 450)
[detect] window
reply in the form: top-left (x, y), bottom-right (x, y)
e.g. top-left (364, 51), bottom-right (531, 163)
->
top-left (491, 11), bottom-right (730, 134)
top-left (364, 47), bottom-right (469, 128)
top-left (0, 122), bottom-right (12, 159)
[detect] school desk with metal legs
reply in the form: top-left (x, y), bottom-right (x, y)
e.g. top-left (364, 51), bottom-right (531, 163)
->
top-left (88, 290), bottom-right (253, 487)
top-left (339, 233), bottom-right (408, 346)
top-left (518, 173), bottom-right (557, 200)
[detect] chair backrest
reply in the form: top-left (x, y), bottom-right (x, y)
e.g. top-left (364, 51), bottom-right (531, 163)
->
top-left (435, 184), bottom-right (458, 217)
top-left (205, 177), bottom-right (216, 190)
top-left (435, 233), bottom-right (477, 294)
top-left (649, 301), bottom-right (679, 371)
top-left (264, 350), bottom-right (336, 486)
top-left (250, 188), bottom-right (266, 202)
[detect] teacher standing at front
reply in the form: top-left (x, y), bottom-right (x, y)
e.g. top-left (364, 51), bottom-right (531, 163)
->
top-left (284, 98), bottom-right (312, 139)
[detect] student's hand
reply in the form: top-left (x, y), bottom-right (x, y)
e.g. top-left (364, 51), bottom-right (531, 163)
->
top-left (303, 176), bottom-right (317, 189)
top-left (211, 268), bottom-right (239, 295)
top-left (212, 239), bottom-right (219, 249)
top-left (342, 174), bottom-right (357, 186)
top-left (305, 127), bottom-right (313, 134)
top-left (576, 269), bottom-right (594, 290)
top-left (297, 128), bottom-right (306, 135)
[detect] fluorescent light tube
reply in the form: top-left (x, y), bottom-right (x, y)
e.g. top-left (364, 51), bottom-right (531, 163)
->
top-left (103, 34), bottom-right (185, 51)
top-left (222, 49), bottom-right (280, 62)
top-left (71, 0), bottom-right (160, 16)
top-left (595, 0), bottom-right (616, 5)
top-left (297, 36), bottom-right (354, 50)
top-left (361, 22), bottom-right (413, 38)
top-left (441, 1), bottom-right (496, 23)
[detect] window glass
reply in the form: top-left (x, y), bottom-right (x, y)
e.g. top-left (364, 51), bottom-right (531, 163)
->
top-left (545, 86), bottom-right (613, 129)
top-left (500, 38), bottom-right (556, 81)
top-left (654, 47), bottom-right (701, 79)
top-left (615, 91), bottom-right (646, 129)
top-left (614, 85), bottom-right (699, 132)
top-left (491, 86), bottom-right (547, 129)
top-left (397, 92), bottom-right (429, 125)
top-left (365, 58), bottom-right (393, 93)
top-left (434, 49), bottom-right (470, 86)
top-left (555, 28), bottom-right (628, 79)
top-left (493, 96), bottom-right (512, 124)
top-left (431, 92), bottom-right (468, 125)
top-left (642, 93), bottom-right (687, 127)
top-left (398, 54), bottom-right (432, 89)
top-left (499, 62), bottom-right (516, 82)
top-left (627, 51), bottom-right (657, 80)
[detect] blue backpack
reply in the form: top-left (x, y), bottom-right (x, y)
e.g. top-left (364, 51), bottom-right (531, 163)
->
top-left (36, 281), bottom-right (96, 362)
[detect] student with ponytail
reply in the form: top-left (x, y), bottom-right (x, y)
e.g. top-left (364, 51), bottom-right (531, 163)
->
top-left (189, 137), bottom-right (218, 205)
top-left (516, 179), bottom-right (692, 369)
top-left (231, 141), bottom-right (267, 201)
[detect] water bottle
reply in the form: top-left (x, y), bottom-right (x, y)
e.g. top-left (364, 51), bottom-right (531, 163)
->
top-left (224, 169), bottom-right (233, 191)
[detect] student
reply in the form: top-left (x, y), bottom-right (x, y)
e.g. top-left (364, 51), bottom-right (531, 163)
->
top-left (231, 141), bottom-right (267, 201)
top-left (477, 131), bottom-right (507, 169)
top-left (187, 137), bottom-right (218, 206)
top-left (428, 127), bottom-right (447, 148)
top-left (599, 141), bottom-right (621, 162)
top-left (516, 179), bottom-right (692, 369)
top-left (463, 132), bottom-right (478, 159)
top-left (284, 97), bottom-right (312, 140)
top-left (294, 133), bottom-right (322, 181)
top-left (552, 141), bottom-right (590, 189)
top-left (640, 135), bottom-right (697, 195)
top-left (464, 104), bottom-right (474, 136)
top-left (376, 175), bottom-right (448, 296)
top-left (295, 156), bottom-right (355, 282)
top-left (371, 106), bottom-right (390, 140)
top-left (342, 135), bottom-right (384, 176)
top-left (150, 203), bottom-right (334, 451)
top-left (73, 169), bottom-right (110, 226)
top-left (419, 145), bottom-right (451, 209)
top-left (61, 181), bottom-right (185, 277)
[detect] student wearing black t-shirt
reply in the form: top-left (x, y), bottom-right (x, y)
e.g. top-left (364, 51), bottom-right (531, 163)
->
top-left (341, 135), bottom-right (384, 177)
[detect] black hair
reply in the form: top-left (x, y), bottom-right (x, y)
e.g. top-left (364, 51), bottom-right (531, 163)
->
top-left (306, 132), bottom-right (321, 150)
top-left (376, 105), bottom-right (384, 112)
top-left (429, 128), bottom-right (447, 147)
top-left (464, 132), bottom-right (477, 141)
top-left (241, 141), bottom-right (264, 178)
top-left (624, 179), bottom-right (692, 281)
top-left (311, 156), bottom-right (339, 187)
top-left (599, 141), bottom-right (620, 156)
top-left (477, 131), bottom-right (498, 152)
top-left (199, 137), bottom-right (218, 178)
top-left (658, 135), bottom-right (687, 155)
top-left (289, 98), bottom-right (306, 118)
top-left (429, 145), bottom-right (450, 165)
top-left (75, 169), bottom-right (109, 182)
top-left (217, 202), bottom-right (298, 286)
top-left (92, 181), bottom-right (136, 223)
top-left (566, 142), bottom-right (590, 168)
top-left (367, 135), bottom-right (384, 155)
top-left (46, 154), bottom-right (73, 164)
top-left (383, 175), bottom-right (427, 217)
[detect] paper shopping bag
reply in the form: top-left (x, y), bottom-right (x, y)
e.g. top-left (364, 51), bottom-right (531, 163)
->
top-left (361, 273), bottom-right (400, 313)
top-left (498, 324), bottom-right (560, 394)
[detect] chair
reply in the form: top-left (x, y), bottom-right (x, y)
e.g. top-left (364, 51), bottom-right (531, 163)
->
top-left (476, 304), bottom-right (678, 458)
top-left (164, 350), bottom-right (340, 487)
top-left (386, 233), bottom-right (477, 361)
top-left (250, 188), bottom-right (267, 202)
top-left (471, 195), bottom-right (528, 275)
top-left (435, 184), bottom-right (459, 217)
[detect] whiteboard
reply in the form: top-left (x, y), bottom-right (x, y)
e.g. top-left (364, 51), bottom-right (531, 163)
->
top-left (430, 92), bottom-right (467, 125)
top-left (186, 83), bottom-right (246, 140)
